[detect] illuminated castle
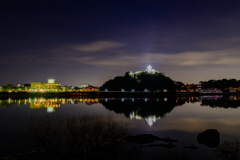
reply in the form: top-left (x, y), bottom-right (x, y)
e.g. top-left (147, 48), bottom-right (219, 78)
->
top-left (129, 65), bottom-right (158, 78)
top-left (145, 65), bottom-right (158, 73)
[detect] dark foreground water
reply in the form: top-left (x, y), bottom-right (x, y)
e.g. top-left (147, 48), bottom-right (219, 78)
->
top-left (0, 96), bottom-right (240, 159)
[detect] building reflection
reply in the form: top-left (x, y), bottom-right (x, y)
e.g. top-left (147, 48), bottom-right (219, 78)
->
top-left (29, 98), bottom-right (60, 112)
top-left (0, 97), bottom-right (100, 112)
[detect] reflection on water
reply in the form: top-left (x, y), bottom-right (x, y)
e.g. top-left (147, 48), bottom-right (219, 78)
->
top-left (0, 98), bottom-right (100, 112)
top-left (0, 96), bottom-right (239, 126)
top-left (0, 96), bottom-right (230, 127)
top-left (201, 96), bottom-right (240, 108)
top-left (100, 97), bottom-right (200, 126)
top-left (1, 96), bottom-right (240, 159)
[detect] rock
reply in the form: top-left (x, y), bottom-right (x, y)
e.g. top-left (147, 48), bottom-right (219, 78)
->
top-left (159, 137), bottom-right (178, 143)
top-left (197, 129), bottom-right (220, 148)
top-left (185, 145), bottom-right (198, 149)
top-left (124, 134), bottom-right (160, 144)
top-left (140, 143), bottom-right (176, 148)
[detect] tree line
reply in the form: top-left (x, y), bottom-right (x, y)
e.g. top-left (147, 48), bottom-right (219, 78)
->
top-left (200, 79), bottom-right (240, 90)
top-left (100, 71), bottom-right (176, 92)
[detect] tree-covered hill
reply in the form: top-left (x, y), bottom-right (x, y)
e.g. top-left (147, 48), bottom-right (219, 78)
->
top-left (100, 71), bottom-right (176, 92)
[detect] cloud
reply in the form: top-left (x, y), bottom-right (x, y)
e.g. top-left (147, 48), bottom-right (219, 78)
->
top-left (2, 39), bottom-right (240, 69)
top-left (149, 49), bottom-right (240, 66)
top-left (72, 41), bottom-right (124, 52)
top-left (47, 42), bottom-right (240, 68)
top-left (70, 48), bottom-right (240, 67)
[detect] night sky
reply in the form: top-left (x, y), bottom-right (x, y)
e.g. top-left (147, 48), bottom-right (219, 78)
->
top-left (1, 0), bottom-right (240, 87)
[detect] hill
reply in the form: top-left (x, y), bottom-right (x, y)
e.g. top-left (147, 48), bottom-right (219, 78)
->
top-left (100, 65), bottom-right (176, 92)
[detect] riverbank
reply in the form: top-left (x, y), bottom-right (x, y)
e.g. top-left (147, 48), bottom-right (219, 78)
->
top-left (0, 91), bottom-right (239, 98)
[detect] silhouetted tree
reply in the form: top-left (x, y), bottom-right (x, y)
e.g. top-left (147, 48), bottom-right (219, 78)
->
top-left (100, 71), bottom-right (176, 92)
top-left (199, 79), bottom-right (240, 91)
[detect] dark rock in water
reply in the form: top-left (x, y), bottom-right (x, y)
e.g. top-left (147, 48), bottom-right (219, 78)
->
top-left (185, 145), bottom-right (198, 149)
top-left (159, 137), bottom-right (178, 143)
top-left (140, 142), bottom-right (176, 148)
top-left (124, 134), bottom-right (160, 144)
top-left (197, 129), bottom-right (220, 148)
top-left (165, 142), bottom-right (177, 148)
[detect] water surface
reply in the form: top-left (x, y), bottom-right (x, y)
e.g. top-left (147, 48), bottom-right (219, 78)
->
top-left (1, 96), bottom-right (240, 159)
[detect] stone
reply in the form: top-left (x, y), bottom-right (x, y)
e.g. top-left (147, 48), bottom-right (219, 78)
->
top-left (124, 134), bottom-right (160, 144)
top-left (197, 129), bottom-right (220, 148)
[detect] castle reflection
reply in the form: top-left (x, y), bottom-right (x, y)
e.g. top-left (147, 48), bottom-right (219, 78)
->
top-left (100, 97), bottom-right (200, 126)
top-left (1, 96), bottom-right (239, 126)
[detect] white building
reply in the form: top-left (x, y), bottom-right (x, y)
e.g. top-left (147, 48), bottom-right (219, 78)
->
top-left (145, 65), bottom-right (158, 74)
top-left (129, 65), bottom-right (159, 78)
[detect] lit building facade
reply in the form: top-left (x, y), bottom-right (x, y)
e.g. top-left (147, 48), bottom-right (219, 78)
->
top-left (30, 79), bottom-right (61, 92)
top-left (78, 83), bottom-right (99, 91)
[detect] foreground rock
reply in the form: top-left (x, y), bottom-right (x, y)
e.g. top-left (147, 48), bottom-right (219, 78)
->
top-left (124, 134), bottom-right (160, 144)
top-left (185, 145), bottom-right (198, 149)
top-left (124, 134), bottom-right (178, 144)
top-left (140, 143), bottom-right (176, 148)
top-left (197, 129), bottom-right (220, 148)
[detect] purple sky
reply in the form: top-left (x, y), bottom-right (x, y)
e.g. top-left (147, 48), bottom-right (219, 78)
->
top-left (1, 0), bottom-right (240, 87)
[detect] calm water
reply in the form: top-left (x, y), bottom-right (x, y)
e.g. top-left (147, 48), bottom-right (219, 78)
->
top-left (1, 96), bottom-right (240, 159)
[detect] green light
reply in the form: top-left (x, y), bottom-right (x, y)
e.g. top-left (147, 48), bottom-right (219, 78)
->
top-left (48, 79), bottom-right (55, 84)
top-left (47, 107), bottom-right (54, 113)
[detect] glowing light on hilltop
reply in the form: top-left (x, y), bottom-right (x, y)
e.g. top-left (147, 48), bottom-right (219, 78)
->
top-left (145, 65), bottom-right (157, 73)
top-left (129, 65), bottom-right (158, 78)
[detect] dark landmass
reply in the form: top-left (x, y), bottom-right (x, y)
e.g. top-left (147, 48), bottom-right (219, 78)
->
top-left (100, 71), bottom-right (176, 92)
top-left (200, 79), bottom-right (240, 91)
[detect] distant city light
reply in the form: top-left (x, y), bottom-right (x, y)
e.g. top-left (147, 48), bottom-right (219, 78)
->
top-left (47, 107), bottom-right (54, 113)
top-left (48, 79), bottom-right (55, 84)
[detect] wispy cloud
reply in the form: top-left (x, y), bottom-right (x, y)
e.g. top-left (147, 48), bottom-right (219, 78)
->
top-left (148, 49), bottom-right (240, 66)
top-left (72, 41), bottom-right (124, 52)
top-left (66, 48), bottom-right (240, 67)
top-left (2, 40), bottom-right (240, 69)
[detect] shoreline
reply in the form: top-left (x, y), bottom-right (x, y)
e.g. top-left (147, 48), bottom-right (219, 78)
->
top-left (0, 91), bottom-right (239, 98)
